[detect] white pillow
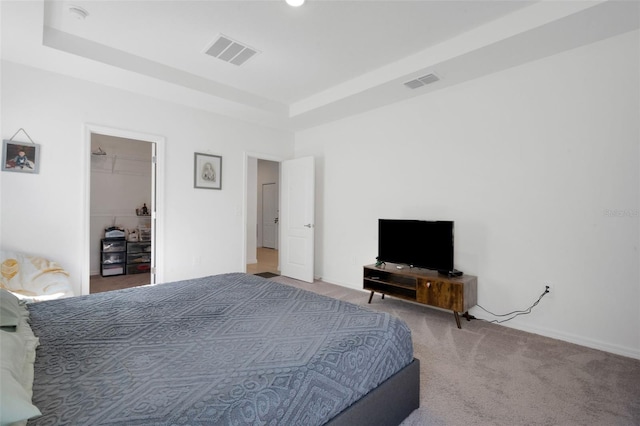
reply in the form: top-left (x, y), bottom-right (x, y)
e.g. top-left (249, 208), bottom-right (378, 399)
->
top-left (0, 369), bottom-right (41, 425)
top-left (0, 298), bottom-right (40, 426)
top-left (0, 329), bottom-right (37, 388)
top-left (0, 289), bottom-right (21, 328)
top-left (0, 331), bottom-right (27, 375)
top-left (0, 251), bottom-right (74, 302)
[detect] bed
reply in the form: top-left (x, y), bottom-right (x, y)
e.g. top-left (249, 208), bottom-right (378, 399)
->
top-left (3, 273), bottom-right (419, 425)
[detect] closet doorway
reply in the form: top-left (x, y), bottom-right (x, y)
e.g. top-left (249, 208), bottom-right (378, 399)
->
top-left (83, 125), bottom-right (165, 296)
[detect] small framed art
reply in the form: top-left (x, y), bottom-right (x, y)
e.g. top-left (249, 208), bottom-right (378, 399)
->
top-left (2, 140), bottom-right (40, 174)
top-left (194, 152), bottom-right (222, 190)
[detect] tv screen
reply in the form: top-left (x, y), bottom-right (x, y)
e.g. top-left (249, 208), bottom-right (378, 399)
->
top-left (378, 219), bottom-right (454, 272)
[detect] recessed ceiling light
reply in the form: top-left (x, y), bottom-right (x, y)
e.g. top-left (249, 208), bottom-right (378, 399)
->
top-left (68, 5), bottom-right (89, 20)
top-left (286, 0), bottom-right (305, 7)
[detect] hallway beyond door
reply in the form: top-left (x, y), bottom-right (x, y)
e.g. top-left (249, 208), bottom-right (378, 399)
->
top-left (247, 247), bottom-right (279, 275)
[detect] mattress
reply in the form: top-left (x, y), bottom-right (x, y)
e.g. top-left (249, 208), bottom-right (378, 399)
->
top-left (27, 273), bottom-right (414, 425)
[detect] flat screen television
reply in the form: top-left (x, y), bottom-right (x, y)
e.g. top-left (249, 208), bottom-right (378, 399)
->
top-left (378, 219), bottom-right (454, 273)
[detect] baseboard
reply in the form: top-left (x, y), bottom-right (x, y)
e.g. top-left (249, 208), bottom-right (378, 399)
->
top-left (319, 275), bottom-right (361, 291)
top-left (496, 321), bottom-right (640, 360)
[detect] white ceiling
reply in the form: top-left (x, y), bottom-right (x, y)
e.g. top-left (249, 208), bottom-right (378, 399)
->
top-left (2, 1), bottom-right (639, 131)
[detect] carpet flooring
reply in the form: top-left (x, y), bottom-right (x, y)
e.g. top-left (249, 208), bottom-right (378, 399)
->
top-left (270, 275), bottom-right (640, 426)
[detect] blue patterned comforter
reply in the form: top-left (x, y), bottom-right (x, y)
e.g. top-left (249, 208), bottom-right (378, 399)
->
top-left (27, 273), bottom-right (413, 425)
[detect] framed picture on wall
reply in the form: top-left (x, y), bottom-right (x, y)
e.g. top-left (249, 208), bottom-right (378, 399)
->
top-left (2, 140), bottom-right (40, 174)
top-left (194, 152), bottom-right (222, 190)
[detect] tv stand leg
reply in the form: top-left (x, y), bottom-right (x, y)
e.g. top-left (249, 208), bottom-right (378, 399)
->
top-left (453, 311), bottom-right (473, 329)
top-left (454, 311), bottom-right (461, 329)
top-left (368, 292), bottom-right (385, 304)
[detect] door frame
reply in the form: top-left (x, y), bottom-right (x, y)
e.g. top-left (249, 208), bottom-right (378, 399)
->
top-left (242, 152), bottom-right (284, 272)
top-left (82, 124), bottom-right (165, 295)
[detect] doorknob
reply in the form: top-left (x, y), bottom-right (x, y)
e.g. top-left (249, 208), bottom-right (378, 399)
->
top-left (274, 218), bottom-right (279, 224)
top-left (304, 223), bottom-right (313, 228)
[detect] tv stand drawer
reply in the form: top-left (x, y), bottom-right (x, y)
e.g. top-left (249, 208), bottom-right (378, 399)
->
top-left (416, 278), bottom-right (463, 311)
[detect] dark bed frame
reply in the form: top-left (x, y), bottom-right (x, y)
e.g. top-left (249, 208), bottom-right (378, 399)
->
top-left (327, 358), bottom-right (420, 426)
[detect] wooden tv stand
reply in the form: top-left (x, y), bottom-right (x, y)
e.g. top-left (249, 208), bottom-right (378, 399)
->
top-left (363, 263), bottom-right (478, 328)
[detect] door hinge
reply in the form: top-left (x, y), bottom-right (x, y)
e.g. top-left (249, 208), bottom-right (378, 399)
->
top-left (152, 156), bottom-right (157, 164)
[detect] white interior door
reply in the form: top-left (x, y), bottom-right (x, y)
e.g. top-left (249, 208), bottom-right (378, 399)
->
top-left (280, 157), bottom-right (315, 282)
top-left (262, 183), bottom-right (278, 249)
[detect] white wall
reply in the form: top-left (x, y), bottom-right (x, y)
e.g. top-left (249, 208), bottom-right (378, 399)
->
top-left (0, 37), bottom-right (3, 252)
top-left (0, 2), bottom-right (3, 247)
top-left (0, 61), bottom-right (294, 295)
top-left (295, 30), bottom-right (640, 358)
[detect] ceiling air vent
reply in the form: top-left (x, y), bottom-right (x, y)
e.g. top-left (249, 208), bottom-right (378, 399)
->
top-left (204, 35), bottom-right (259, 66)
top-left (404, 73), bottom-right (440, 89)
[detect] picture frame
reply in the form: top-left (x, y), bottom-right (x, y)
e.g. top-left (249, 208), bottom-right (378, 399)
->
top-left (194, 152), bottom-right (222, 190)
top-left (2, 140), bottom-right (40, 174)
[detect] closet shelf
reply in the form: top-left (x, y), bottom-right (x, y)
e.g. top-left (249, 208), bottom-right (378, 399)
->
top-left (91, 212), bottom-right (150, 218)
top-left (91, 154), bottom-right (151, 176)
